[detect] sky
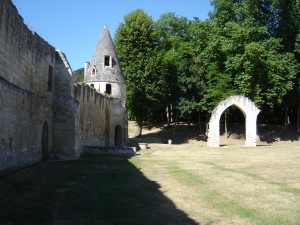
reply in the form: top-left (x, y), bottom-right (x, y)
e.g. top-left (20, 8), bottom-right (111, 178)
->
top-left (12, 0), bottom-right (213, 71)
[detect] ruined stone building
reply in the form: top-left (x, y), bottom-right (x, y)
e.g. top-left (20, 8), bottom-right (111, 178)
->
top-left (0, 0), bottom-right (128, 172)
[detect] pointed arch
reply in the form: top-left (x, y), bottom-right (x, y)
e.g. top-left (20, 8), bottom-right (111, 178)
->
top-left (207, 95), bottom-right (260, 147)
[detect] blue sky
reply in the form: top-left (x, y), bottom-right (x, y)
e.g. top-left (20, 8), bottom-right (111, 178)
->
top-left (12, 0), bottom-right (213, 71)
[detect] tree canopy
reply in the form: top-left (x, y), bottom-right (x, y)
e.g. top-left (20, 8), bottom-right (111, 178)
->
top-left (114, 1), bottom-right (299, 132)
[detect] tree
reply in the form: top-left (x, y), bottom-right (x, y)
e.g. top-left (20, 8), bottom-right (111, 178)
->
top-left (207, 0), bottom-right (299, 124)
top-left (155, 14), bottom-right (208, 127)
top-left (115, 9), bottom-right (166, 136)
top-left (155, 13), bottom-right (192, 125)
top-left (227, 39), bottom-right (297, 108)
top-left (73, 68), bottom-right (84, 83)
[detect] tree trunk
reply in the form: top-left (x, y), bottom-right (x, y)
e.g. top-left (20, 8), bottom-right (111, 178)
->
top-left (225, 111), bottom-right (228, 138)
top-left (187, 115), bottom-right (191, 127)
top-left (285, 107), bottom-right (290, 125)
top-left (176, 111), bottom-right (179, 126)
top-left (167, 104), bottom-right (171, 126)
top-left (135, 120), bottom-right (143, 137)
top-left (199, 110), bottom-right (202, 134)
top-left (205, 115), bottom-right (209, 135)
top-left (297, 103), bottom-right (300, 133)
top-left (173, 111), bottom-right (179, 138)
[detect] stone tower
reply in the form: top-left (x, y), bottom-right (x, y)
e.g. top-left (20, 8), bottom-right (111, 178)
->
top-left (84, 25), bottom-right (126, 103)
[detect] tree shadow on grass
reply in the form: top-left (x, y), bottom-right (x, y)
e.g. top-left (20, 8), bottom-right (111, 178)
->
top-left (132, 123), bottom-right (207, 145)
top-left (0, 155), bottom-right (200, 225)
top-left (258, 124), bottom-right (299, 144)
top-left (131, 123), bottom-right (299, 146)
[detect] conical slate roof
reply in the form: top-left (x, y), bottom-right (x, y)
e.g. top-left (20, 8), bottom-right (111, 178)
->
top-left (85, 25), bottom-right (125, 84)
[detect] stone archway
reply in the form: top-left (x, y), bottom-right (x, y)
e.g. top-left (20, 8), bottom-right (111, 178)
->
top-left (115, 125), bottom-right (123, 147)
top-left (207, 95), bottom-right (260, 147)
top-left (42, 121), bottom-right (49, 161)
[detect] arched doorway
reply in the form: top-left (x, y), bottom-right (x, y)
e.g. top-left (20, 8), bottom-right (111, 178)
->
top-left (42, 122), bottom-right (49, 161)
top-left (115, 125), bottom-right (123, 147)
top-left (219, 106), bottom-right (246, 146)
top-left (105, 106), bottom-right (110, 146)
top-left (207, 95), bottom-right (260, 147)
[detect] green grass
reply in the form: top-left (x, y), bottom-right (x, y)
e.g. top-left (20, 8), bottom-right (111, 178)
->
top-left (167, 164), bottom-right (292, 225)
top-left (0, 144), bottom-right (300, 225)
top-left (0, 155), bottom-right (197, 225)
top-left (133, 144), bottom-right (300, 225)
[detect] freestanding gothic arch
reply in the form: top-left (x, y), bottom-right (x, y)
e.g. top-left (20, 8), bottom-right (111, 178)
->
top-left (207, 95), bottom-right (260, 147)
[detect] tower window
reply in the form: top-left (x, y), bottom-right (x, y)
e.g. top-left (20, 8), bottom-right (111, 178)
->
top-left (105, 83), bottom-right (112, 95)
top-left (47, 66), bottom-right (53, 92)
top-left (92, 66), bottom-right (96, 75)
top-left (104, 56), bottom-right (110, 67)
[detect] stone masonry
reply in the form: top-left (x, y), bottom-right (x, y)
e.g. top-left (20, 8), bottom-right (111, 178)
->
top-left (207, 95), bottom-right (260, 147)
top-left (0, 0), bottom-right (128, 172)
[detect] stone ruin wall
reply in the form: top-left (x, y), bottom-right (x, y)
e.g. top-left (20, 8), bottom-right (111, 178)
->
top-left (0, 0), bottom-right (128, 171)
top-left (52, 50), bottom-right (77, 157)
top-left (0, 0), bottom-right (55, 171)
top-left (52, 82), bottom-right (128, 158)
top-left (73, 84), bottom-right (128, 153)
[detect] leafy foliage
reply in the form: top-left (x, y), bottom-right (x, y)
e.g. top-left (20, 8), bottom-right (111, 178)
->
top-left (114, 1), bottom-right (299, 126)
top-left (115, 9), bottom-right (166, 134)
top-left (73, 68), bottom-right (84, 83)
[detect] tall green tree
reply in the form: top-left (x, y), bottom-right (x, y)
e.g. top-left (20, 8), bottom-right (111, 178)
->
top-left (115, 9), bottom-right (165, 136)
top-left (155, 14), bottom-right (207, 126)
top-left (155, 13), bottom-right (191, 125)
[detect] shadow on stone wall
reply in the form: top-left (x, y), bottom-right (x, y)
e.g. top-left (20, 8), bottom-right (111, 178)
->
top-left (0, 155), bottom-right (199, 225)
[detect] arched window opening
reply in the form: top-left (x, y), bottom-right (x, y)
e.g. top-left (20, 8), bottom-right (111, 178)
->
top-left (104, 55), bottom-right (111, 67)
top-left (105, 83), bottom-right (112, 95)
top-left (91, 66), bottom-right (96, 76)
top-left (115, 125), bottom-right (123, 147)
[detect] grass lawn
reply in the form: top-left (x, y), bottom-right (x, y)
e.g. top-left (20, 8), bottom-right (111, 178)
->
top-left (0, 144), bottom-right (299, 225)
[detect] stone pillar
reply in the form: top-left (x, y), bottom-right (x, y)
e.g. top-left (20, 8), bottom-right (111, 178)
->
top-left (207, 114), bottom-right (220, 147)
top-left (245, 109), bottom-right (260, 147)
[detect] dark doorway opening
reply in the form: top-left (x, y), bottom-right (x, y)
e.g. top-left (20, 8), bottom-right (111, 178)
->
top-left (115, 125), bottom-right (123, 147)
top-left (42, 122), bottom-right (49, 161)
top-left (105, 107), bottom-right (110, 146)
top-left (105, 84), bottom-right (112, 95)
